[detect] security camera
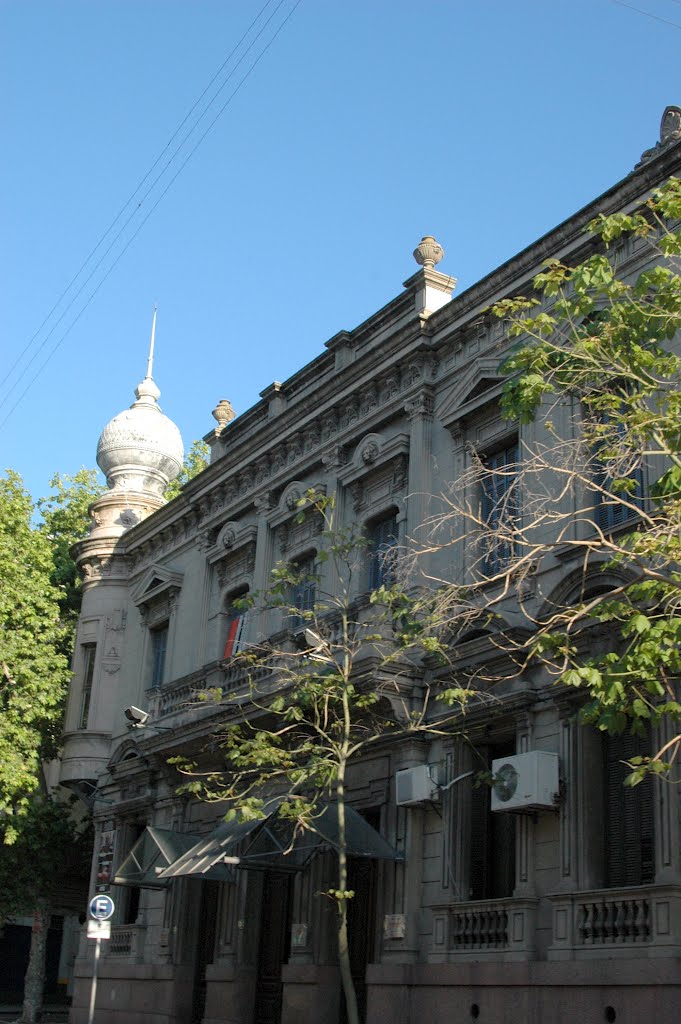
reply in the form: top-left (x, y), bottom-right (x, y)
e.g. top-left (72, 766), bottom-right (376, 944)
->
top-left (124, 706), bottom-right (149, 728)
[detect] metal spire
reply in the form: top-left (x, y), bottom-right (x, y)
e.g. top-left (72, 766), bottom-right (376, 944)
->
top-left (146, 304), bottom-right (158, 380)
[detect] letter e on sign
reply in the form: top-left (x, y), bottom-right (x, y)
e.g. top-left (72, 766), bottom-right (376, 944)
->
top-left (89, 894), bottom-right (115, 921)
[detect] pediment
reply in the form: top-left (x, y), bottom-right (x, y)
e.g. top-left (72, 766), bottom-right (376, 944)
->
top-left (436, 356), bottom-right (506, 429)
top-left (268, 480), bottom-right (326, 529)
top-left (338, 431), bottom-right (409, 487)
top-left (131, 564), bottom-right (184, 607)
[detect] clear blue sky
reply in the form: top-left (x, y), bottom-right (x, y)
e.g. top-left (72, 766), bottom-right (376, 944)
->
top-left (1, 0), bottom-right (679, 501)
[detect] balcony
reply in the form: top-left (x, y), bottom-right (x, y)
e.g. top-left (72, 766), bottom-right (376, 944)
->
top-left (548, 885), bottom-right (681, 959)
top-left (146, 658), bottom-right (273, 722)
top-left (431, 897), bottom-right (539, 962)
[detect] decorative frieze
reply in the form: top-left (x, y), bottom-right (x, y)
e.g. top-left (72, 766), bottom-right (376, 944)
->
top-left (126, 346), bottom-right (437, 573)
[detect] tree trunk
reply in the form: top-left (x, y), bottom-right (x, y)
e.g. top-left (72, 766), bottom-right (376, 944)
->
top-left (336, 769), bottom-right (360, 1024)
top-left (21, 900), bottom-right (50, 1024)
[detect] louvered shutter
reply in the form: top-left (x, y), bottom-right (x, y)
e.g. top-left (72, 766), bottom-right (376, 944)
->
top-left (604, 731), bottom-right (655, 887)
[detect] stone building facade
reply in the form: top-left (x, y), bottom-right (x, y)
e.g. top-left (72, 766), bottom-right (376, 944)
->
top-left (60, 110), bottom-right (681, 1024)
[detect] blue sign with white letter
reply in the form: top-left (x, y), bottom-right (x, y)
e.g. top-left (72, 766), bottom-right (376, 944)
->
top-left (89, 894), bottom-right (115, 921)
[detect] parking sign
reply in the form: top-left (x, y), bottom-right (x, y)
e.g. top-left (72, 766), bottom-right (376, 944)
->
top-left (89, 894), bottom-right (115, 921)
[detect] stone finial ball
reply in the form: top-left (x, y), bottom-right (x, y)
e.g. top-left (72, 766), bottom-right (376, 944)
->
top-left (413, 236), bottom-right (444, 269)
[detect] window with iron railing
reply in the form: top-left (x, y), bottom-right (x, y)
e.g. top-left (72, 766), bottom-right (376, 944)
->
top-left (480, 442), bottom-right (519, 576)
top-left (368, 513), bottom-right (398, 591)
top-left (290, 555), bottom-right (317, 629)
top-left (223, 590), bottom-right (248, 660)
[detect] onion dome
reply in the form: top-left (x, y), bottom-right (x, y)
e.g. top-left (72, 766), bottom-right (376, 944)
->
top-left (96, 311), bottom-right (183, 497)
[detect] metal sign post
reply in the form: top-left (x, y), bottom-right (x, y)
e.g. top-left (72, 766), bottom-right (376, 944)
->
top-left (86, 895), bottom-right (115, 1024)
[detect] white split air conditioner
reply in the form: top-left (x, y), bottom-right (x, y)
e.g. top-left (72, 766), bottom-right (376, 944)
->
top-left (395, 765), bottom-right (438, 806)
top-left (490, 751), bottom-right (560, 813)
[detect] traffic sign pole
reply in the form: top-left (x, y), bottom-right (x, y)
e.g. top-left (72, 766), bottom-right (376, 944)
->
top-left (87, 934), bottom-right (102, 1024)
top-left (86, 894), bottom-right (114, 1024)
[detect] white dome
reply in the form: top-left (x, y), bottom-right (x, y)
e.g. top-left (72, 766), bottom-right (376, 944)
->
top-left (97, 375), bottom-right (184, 497)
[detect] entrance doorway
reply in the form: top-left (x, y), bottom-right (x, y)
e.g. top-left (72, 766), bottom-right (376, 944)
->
top-left (340, 856), bottom-right (377, 1024)
top-left (254, 872), bottom-right (292, 1024)
top-left (190, 880), bottom-right (219, 1024)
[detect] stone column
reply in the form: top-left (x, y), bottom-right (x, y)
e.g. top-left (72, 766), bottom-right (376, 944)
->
top-left (253, 493), bottom-right (274, 640)
top-left (654, 714), bottom-right (681, 883)
top-left (514, 716), bottom-right (536, 897)
top-left (321, 445), bottom-right (346, 599)
top-left (404, 388), bottom-right (434, 534)
top-left (379, 740), bottom-right (427, 964)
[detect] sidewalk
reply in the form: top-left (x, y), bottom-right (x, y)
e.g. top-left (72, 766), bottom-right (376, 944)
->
top-left (0, 1009), bottom-right (69, 1022)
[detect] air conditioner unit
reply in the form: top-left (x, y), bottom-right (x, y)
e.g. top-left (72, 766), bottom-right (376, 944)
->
top-left (490, 751), bottom-right (559, 813)
top-left (395, 765), bottom-right (438, 806)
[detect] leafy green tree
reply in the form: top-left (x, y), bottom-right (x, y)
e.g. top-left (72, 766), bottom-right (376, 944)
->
top-left (174, 491), bottom-right (465, 1024)
top-left (1, 469), bottom-right (98, 1020)
top-left (38, 468), bottom-right (103, 640)
top-left (0, 794), bottom-right (91, 1023)
top-left (0, 471), bottom-right (71, 838)
top-left (164, 439), bottom-right (210, 499)
top-left (426, 177), bottom-right (681, 783)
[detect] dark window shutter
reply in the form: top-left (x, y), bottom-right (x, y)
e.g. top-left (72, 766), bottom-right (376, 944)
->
top-left (604, 731), bottom-right (655, 887)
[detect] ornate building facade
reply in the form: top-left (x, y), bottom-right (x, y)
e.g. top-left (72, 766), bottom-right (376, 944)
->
top-left (61, 110), bottom-right (681, 1024)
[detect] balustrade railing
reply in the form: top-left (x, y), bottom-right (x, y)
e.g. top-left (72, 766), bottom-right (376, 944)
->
top-left (147, 658), bottom-right (274, 720)
top-left (549, 885), bottom-right (681, 958)
top-left (578, 893), bottom-right (650, 944)
top-left (431, 897), bottom-right (538, 961)
top-left (108, 925), bottom-right (144, 958)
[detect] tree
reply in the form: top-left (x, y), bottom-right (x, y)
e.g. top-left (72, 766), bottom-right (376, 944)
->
top-left (164, 439), bottom-right (210, 500)
top-left (1, 469), bottom-right (99, 1021)
top-left (0, 794), bottom-right (91, 1024)
top-left (0, 471), bottom-right (71, 837)
top-left (421, 176), bottom-right (681, 783)
top-left (174, 491), bottom-right (465, 1024)
top-left (38, 468), bottom-right (104, 640)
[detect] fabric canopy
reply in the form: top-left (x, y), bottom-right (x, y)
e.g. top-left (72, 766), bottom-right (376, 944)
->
top-left (113, 826), bottom-right (236, 888)
top-left (157, 802), bottom-right (402, 880)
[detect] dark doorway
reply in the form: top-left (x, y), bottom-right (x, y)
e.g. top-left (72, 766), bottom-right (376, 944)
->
top-left (190, 880), bottom-right (219, 1024)
top-left (339, 857), bottom-right (377, 1024)
top-left (254, 872), bottom-right (292, 1024)
top-left (470, 742), bottom-right (516, 900)
top-left (340, 807), bottom-right (380, 1024)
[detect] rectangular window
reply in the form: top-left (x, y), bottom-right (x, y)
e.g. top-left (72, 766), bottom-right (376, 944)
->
top-left (290, 556), bottom-right (316, 628)
top-left (603, 731), bottom-right (655, 887)
top-left (150, 623), bottom-right (168, 688)
top-left (480, 442), bottom-right (519, 575)
top-left (469, 741), bottom-right (516, 900)
top-left (223, 596), bottom-right (247, 660)
top-left (595, 462), bottom-right (644, 531)
top-left (590, 397), bottom-right (645, 532)
top-left (79, 643), bottom-right (97, 730)
top-left (368, 514), bottom-right (398, 591)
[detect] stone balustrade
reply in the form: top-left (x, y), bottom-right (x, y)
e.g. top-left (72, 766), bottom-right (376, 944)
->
top-left (108, 924), bottom-right (145, 960)
top-left (549, 885), bottom-right (681, 959)
top-left (431, 897), bottom-right (539, 962)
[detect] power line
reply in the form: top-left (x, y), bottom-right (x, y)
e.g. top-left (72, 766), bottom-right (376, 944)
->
top-left (0, 0), bottom-right (281, 402)
top-left (1, 0), bottom-right (292, 412)
top-left (0, 0), bottom-right (303, 432)
top-left (610, 0), bottom-right (681, 30)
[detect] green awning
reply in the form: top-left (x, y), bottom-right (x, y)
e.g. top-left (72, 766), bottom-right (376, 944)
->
top-left (113, 826), bottom-right (235, 888)
top-left (157, 816), bottom-right (266, 880)
top-left (157, 802), bottom-right (402, 880)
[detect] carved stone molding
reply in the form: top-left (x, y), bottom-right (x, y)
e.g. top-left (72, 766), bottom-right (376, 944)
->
top-left (322, 445), bottom-right (346, 470)
top-left (405, 388), bottom-right (435, 420)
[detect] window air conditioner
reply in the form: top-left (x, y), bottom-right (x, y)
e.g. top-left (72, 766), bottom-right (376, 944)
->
top-left (395, 765), bottom-right (438, 806)
top-left (490, 751), bottom-right (559, 813)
